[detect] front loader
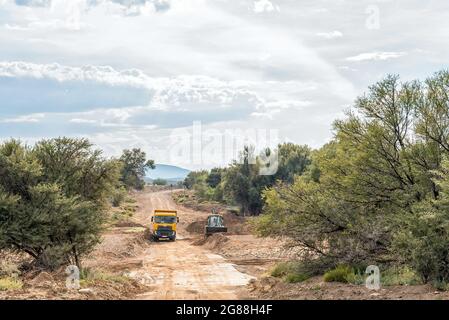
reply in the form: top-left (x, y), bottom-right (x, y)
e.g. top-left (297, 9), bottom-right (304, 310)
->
top-left (205, 213), bottom-right (228, 236)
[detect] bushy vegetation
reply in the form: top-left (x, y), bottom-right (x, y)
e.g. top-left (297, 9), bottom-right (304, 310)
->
top-left (270, 262), bottom-right (297, 278)
top-left (270, 261), bottom-right (311, 283)
top-left (0, 138), bottom-right (150, 270)
top-left (0, 261), bottom-right (20, 279)
top-left (79, 267), bottom-right (130, 287)
top-left (184, 144), bottom-right (312, 215)
top-left (0, 138), bottom-right (121, 269)
top-left (285, 273), bottom-right (310, 284)
top-left (255, 70), bottom-right (449, 286)
top-left (110, 196), bottom-right (138, 224)
top-left (381, 267), bottom-right (421, 286)
top-left (110, 186), bottom-right (127, 207)
top-left (323, 266), bottom-right (355, 283)
top-left (0, 277), bottom-right (23, 291)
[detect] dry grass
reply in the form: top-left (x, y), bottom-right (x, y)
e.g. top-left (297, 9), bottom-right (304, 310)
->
top-left (79, 268), bottom-right (131, 287)
top-left (0, 260), bottom-right (21, 278)
top-left (0, 277), bottom-right (23, 291)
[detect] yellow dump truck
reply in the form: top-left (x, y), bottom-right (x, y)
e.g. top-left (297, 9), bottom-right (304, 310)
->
top-left (150, 210), bottom-right (179, 241)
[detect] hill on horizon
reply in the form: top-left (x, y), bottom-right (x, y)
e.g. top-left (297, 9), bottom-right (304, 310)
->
top-left (146, 164), bottom-right (190, 182)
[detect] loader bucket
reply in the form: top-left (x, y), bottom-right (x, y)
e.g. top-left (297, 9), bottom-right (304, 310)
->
top-left (205, 226), bottom-right (228, 236)
top-left (205, 214), bottom-right (228, 236)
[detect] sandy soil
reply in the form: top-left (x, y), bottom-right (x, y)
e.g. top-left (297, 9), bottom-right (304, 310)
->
top-left (123, 190), bottom-right (255, 300)
top-left (172, 190), bottom-right (301, 278)
top-left (0, 189), bottom-right (258, 300)
top-left (169, 190), bottom-right (449, 300)
top-left (245, 275), bottom-right (449, 300)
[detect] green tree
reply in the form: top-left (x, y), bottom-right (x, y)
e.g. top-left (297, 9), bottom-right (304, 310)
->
top-left (256, 71), bottom-right (449, 276)
top-left (120, 148), bottom-right (155, 190)
top-left (222, 146), bottom-right (263, 215)
top-left (206, 168), bottom-right (224, 188)
top-left (183, 170), bottom-right (208, 189)
top-left (34, 137), bottom-right (121, 201)
top-left (0, 138), bottom-right (120, 269)
top-left (393, 158), bottom-right (449, 284)
top-left (222, 144), bottom-right (312, 215)
top-left (275, 143), bottom-right (312, 184)
top-left (183, 169), bottom-right (225, 203)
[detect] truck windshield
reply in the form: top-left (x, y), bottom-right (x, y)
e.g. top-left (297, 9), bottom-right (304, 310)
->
top-left (154, 216), bottom-right (177, 223)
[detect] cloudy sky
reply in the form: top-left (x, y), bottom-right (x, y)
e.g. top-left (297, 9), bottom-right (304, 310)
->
top-left (0, 0), bottom-right (447, 169)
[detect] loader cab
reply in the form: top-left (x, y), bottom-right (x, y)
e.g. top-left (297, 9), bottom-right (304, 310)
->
top-left (207, 215), bottom-right (224, 227)
top-left (205, 214), bottom-right (228, 236)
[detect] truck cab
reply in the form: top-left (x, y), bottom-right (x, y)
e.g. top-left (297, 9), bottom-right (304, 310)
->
top-left (151, 210), bottom-right (179, 241)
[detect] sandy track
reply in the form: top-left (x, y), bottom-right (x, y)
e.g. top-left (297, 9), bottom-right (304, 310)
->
top-left (128, 190), bottom-right (254, 300)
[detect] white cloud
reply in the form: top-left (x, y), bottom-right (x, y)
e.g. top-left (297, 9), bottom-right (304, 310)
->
top-left (0, 61), bottom-right (150, 87)
top-left (0, 113), bottom-right (45, 123)
top-left (69, 118), bottom-right (97, 124)
top-left (316, 30), bottom-right (343, 39)
top-left (0, 61), bottom-right (271, 124)
top-left (346, 51), bottom-right (407, 62)
top-left (66, 107), bottom-right (143, 127)
top-left (251, 100), bottom-right (311, 119)
top-left (3, 0), bottom-right (447, 165)
top-left (252, 0), bottom-right (280, 14)
top-left (0, 61), bottom-right (270, 112)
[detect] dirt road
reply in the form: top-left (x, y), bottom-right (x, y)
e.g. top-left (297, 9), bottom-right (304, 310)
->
top-left (127, 190), bottom-right (254, 300)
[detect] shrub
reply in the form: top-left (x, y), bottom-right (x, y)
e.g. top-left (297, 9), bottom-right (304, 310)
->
top-left (111, 187), bottom-right (127, 207)
top-left (0, 138), bottom-right (120, 269)
top-left (323, 265), bottom-right (354, 283)
top-left (392, 161), bottom-right (449, 285)
top-left (256, 72), bottom-right (449, 277)
top-left (432, 280), bottom-right (448, 291)
top-left (270, 261), bottom-right (311, 283)
top-left (285, 273), bottom-right (310, 283)
top-left (80, 268), bottom-right (130, 287)
top-left (270, 262), bottom-right (295, 278)
top-left (0, 277), bottom-right (23, 291)
top-left (381, 267), bottom-right (421, 286)
top-left (0, 261), bottom-right (20, 278)
top-left (344, 270), bottom-right (365, 285)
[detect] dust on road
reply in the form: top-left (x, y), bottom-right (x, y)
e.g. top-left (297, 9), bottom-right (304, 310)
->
top-left (128, 190), bottom-right (254, 300)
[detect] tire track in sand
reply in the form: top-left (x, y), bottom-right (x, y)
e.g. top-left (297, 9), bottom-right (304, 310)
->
top-left (129, 190), bottom-right (254, 300)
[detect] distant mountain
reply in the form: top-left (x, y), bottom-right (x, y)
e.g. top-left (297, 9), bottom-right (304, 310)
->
top-left (146, 164), bottom-right (190, 182)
